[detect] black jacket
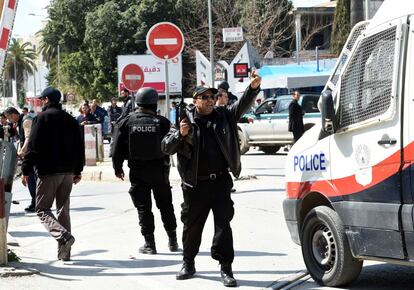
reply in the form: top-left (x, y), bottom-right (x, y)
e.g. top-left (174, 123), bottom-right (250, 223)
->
top-left (22, 103), bottom-right (85, 176)
top-left (112, 110), bottom-right (171, 174)
top-left (162, 85), bottom-right (260, 187)
top-left (288, 99), bottom-right (304, 133)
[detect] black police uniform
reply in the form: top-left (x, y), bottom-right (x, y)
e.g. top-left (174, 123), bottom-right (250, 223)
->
top-left (112, 109), bottom-right (177, 252)
top-left (288, 99), bottom-right (304, 143)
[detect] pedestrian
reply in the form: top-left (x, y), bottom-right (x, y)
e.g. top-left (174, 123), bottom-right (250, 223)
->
top-left (162, 71), bottom-right (261, 287)
top-left (77, 103), bottom-right (98, 126)
top-left (22, 107), bottom-right (29, 116)
top-left (215, 91), bottom-right (229, 107)
top-left (288, 91), bottom-right (305, 144)
top-left (107, 98), bottom-right (123, 157)
top-left (91, 98), bottom-right (109, 138)
top-left (217, 81), bottom-right (238, 105)
top-left (91, 99), bottom-right (108, 124)
top-left (4, 107), bottom-right (36, 212)
top-left (21, 87), bottom-right (84, 261)
top-left (112, 87), bottom-right (178, 255)
top-left (169, 101), bottom-right (177, 124)
top-left (107, 97), bottom-right (122, 123)
top-left (0, 112), bottom-right (15, 141)
top-left (119, 87), bottom-right (133, 120)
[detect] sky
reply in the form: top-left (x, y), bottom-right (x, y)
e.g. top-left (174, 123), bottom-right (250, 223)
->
top-left (11, 0), bottom-right (327, 38)
top-left (13, 0), bottom-right (50, 37)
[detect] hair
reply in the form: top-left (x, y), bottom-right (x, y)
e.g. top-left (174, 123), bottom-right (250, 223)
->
top-left (22, 107), bottom-right (28, 112)
top-left (4, 107), bottom-right (19, 115)
top-left (122, 88), bottom-right (129, 94)
top-left (111, 97), bottom-right (117, 102)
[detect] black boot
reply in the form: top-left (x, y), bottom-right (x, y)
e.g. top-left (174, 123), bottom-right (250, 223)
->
top-left (167, 230), bottom-right (179, 252)
top-left (220, 263), bottom-right (237, 287)
top-left (176, 260), bottom-right (196, 280)
top-left (139, 234), bottom-right (157, 254)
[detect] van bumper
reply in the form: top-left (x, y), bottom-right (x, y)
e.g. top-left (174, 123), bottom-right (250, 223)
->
top-left (283, 199), bottom-right (301, 245)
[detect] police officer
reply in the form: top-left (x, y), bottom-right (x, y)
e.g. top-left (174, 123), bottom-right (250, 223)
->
top-left (162, 71), bottom-right (261, 287)
top-left (112, 87), bottom-right (178, 254)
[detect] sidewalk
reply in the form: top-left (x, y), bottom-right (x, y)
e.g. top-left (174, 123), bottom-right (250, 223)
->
top-left (81, 156), bottom-right (181, 182)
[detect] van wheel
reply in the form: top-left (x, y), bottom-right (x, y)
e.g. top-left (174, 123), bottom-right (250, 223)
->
top-left (260, 146), bottom-right (280, 155)
top-left (238, 130), bottom-right (249, 155)
top-left (301, 206), bottom-right (362, 287)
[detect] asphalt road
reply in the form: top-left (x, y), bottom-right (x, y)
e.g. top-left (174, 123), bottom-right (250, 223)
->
top-left (2, 149), bottom-right (307, 290)
top-left (4, 147), bottom-right (414, 289)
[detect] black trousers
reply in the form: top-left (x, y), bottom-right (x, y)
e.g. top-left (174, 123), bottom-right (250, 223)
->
top-left (181, 173), bottom-right (235, 264)
top-left (293, 129), bottom-right (304, 144)
top-left (129, 166), bottom-right (177, 236)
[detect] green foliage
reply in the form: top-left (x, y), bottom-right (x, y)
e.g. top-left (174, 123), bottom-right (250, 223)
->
top-left (331, 0), bottom-right (351, 55)
top-left (3, 38), bottom-right (37, 99)
top-left (39, 0), bottom-right (296, 100)
top-left (7, 249), bottom-right (20, 262)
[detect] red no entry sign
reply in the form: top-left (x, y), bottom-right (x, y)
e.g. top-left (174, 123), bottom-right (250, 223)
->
top-left (146, 22), bottom-right (184, 60)
top-left (121, 64), bottom-right (145, 92)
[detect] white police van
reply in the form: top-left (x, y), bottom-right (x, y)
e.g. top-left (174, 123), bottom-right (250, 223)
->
top-left (284, 0), bottom-right (414, 286)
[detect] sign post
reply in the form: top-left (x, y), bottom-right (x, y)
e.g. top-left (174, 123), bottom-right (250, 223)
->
top-left (146, 22), bottom-right (184, 118)
top-left (121, 64), bottom-right (145, 110)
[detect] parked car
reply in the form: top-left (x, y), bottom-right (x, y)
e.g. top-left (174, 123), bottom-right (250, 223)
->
top-left (238, 94), bottom-right (320, 154)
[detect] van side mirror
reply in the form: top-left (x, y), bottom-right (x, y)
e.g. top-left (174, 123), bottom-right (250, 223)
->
top-left (321, 90), bottom-right (336, 134)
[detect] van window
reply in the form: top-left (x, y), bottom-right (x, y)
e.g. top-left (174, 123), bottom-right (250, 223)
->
top-left (302, 96), bottom-right (320, 113)
top-left (338, 26), bottom-right (397, 129)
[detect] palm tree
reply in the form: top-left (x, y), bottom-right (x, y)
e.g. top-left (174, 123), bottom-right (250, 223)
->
top-left (3, 38), bottom-right (38, 94)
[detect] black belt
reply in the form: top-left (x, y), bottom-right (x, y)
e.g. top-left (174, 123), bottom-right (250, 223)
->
top-left (197, 171), bottom-right (225, 181)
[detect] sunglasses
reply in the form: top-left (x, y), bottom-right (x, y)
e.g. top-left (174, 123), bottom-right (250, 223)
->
top-left (195, 95), bottom-right (216, 100)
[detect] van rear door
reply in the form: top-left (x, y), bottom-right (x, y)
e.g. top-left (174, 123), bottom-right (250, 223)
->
top-left (329, 18), bottom-right (408, 259)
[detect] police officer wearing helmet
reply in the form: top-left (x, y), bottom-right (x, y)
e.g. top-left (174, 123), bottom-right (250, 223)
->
top-left (112, 87), bottom-right (178, 255)
top-left (217, 81), bottom-right (238, 105)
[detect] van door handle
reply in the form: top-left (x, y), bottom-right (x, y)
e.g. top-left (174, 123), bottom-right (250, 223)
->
top-left (377, 138), bottom-right (397, 145)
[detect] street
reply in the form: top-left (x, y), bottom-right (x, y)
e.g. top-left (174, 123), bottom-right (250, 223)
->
top-left (1, 149), bottom-right (307, 289)
top-left (3, 148), bottom-right (414, 289)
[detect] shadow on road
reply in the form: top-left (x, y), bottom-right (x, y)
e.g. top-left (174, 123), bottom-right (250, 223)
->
top-left (8, 231), bottom-right (50, 238)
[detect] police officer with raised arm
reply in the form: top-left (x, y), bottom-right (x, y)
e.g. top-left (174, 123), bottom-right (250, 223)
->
top-left (111, 87), bottom-right (178, 255)
top-left (162, 71), bottom-right (261, 287)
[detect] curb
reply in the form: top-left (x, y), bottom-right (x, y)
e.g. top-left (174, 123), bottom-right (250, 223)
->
top-left (265, 270), bottom-right (309, 290)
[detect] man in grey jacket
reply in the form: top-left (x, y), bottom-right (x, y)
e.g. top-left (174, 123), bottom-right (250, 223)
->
top-left (162, 71), bottom-right (261, 287)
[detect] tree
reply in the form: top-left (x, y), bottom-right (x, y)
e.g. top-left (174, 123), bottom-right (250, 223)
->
top-left (238, 0), bottom-right (294, 56)
top-left (331, 0), bottom-right (351, 55)
top-left (3, 38), bottom-right (37, 102)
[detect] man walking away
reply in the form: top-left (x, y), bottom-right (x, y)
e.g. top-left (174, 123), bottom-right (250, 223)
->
top-left (112, 87), bottom-right (178, 255)
top-left (21, 87), bottom-right (84, 261)
top-left (162, 71), bottom-right (261, 287)
top-left (288, 91), bottom-right (305, 144)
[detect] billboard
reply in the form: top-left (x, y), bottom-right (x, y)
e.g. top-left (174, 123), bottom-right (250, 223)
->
top-left (117, 54), bottom-right (182, 95)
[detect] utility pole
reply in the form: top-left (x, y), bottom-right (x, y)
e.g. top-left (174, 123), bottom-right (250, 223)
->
top-left (33, 45), bottom-right (36, 97)
top-left (208, 0), bottom-right (214, 87)
top-left (57, 44), bottom-right (60, 88)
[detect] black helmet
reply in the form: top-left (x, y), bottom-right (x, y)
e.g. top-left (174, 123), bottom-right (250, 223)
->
top-left (217, 81), bottom-right (229, 91)
top-left (136, 87), bottom-right (158, 105)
